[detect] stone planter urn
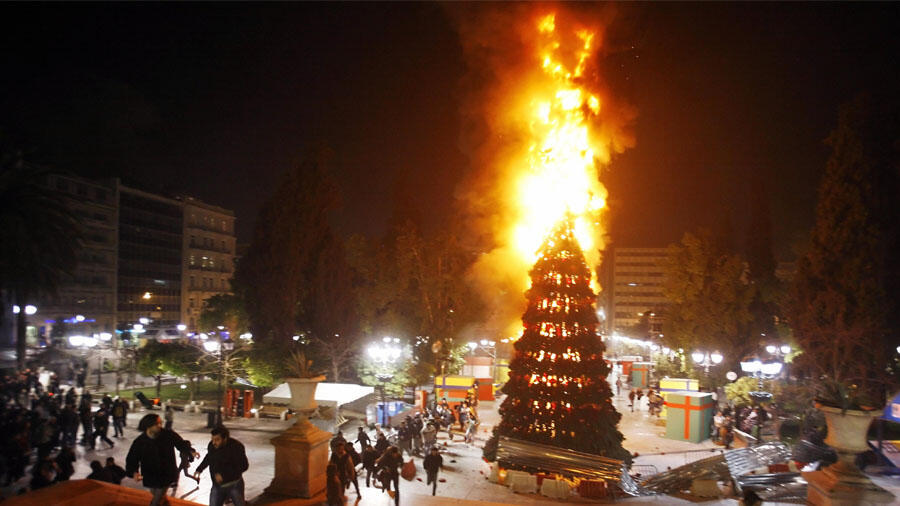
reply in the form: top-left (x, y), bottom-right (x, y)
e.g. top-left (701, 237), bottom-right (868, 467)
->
top-left (265, 375), bottom-right (331, 499)
top-left (804, 404), bottom-right (894, 505)
top-left (285, 375), bottom-right (327, 412)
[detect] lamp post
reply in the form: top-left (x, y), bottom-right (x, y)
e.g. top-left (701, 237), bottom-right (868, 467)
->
top-left (368, 337), bottom-right (401, 427)
top-left (691, 350), bottom-right (724, 377)
top-left (739, 358), bottom-right (783, 445)
top-left (203, 336), bottom-right (226, 427)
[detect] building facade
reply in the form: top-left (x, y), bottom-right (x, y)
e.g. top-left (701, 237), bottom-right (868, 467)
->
top-left (37, 175), bottom-right (119, 342)
top-left (599, 246), bottom-right (670, 336)
top-left (116, 184), bottom-right (185, 329)
top-left (180, 197), bottom-right (236, 331)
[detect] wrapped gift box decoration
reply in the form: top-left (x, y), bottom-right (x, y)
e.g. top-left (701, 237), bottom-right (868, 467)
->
top-left (658, 378), bottom-right (700, 418)
top-left (631, 362), bottom-right (653, 388)
top-left (664, 391), bottom-right (715, 443)
top-left (434, 375), bottom-right (476, 399)
top-left (659, 377), bottom-right (699, 393)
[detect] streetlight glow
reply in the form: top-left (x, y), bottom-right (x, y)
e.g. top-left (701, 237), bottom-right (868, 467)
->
top-left (203, 340), bottom-right (220, 353)
top-left (176, 324), bottom-right (187, 331)
top-left (691, 351), bottom-right (705, 364)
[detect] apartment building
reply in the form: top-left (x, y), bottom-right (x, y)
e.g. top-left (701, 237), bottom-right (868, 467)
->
top-left (180, 197), bottom-right (236, 330)
top-left (599, 246), bottom-right (670, 335)
top-left (116, 184), bottom-right (185, 329)
top-left (37, 175), bottom-right (119, 342)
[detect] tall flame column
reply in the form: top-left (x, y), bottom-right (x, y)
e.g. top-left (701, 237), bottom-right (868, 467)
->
top-left (496, 215), bottom-right (629, 461)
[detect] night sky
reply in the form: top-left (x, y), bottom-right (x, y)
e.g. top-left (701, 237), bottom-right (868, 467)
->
top-left (2, 3), bottom-right (898, 258)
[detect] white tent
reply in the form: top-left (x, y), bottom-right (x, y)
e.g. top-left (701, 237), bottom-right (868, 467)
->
top-left (262, 382), bottom-right (374, 409)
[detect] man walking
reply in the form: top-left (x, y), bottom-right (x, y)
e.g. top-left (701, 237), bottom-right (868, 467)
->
top-left (92, 406), bottom-right (115, 450)
top-left (164, 405), bottom-right (175, 430)
top-left (112, 397), bottom-right (128, 437)
top-left (423, 446), bottom-right (443, 496)
top-left (375, 446), bottom-right (402, 506)
top-left (193, 426), bottom-right (249, 506)
top-left (355, 426), bottom-right (370, 453)
top-left (361, 443), bottom-right (378, 487)
top-left (126, 413), bottom-right (198, 506)
top-left (329, 441), bottom-right (360, 498)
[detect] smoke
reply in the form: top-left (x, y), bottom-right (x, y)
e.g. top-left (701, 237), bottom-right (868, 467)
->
top-left (448, 3), bottom-right (637, 338)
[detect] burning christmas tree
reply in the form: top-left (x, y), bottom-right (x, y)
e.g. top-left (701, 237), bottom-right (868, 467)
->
top-left (492, 214), bottom-right (629, 462)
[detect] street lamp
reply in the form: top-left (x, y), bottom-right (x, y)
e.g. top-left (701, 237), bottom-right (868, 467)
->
top-left (203, 337), bottom-right (229, 427)
top-left (692, 350), bottom-right (724, 376)
top-left (368, 339), bottom-right (401, 427)
top-left (740, 358), bottom-right (783, 444)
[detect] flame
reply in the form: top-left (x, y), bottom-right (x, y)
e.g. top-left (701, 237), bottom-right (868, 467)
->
top-left (511, 13), bottom-right (608, 290)
top-left (456, 6), bottom-right (634, 340)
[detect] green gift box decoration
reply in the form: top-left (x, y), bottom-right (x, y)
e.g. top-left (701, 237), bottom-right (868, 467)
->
top-left (664, 391), bottom-right (715, 443)
top-left (631, 362), bottom-right (652, 388)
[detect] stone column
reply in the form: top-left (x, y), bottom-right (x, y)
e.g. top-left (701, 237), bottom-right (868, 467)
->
top-left (265, 415), bottom-right (331, 498)
top-left (804, 405), bottom-right (894, 505)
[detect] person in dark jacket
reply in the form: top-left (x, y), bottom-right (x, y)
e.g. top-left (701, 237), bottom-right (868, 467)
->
top-left (112, 398), bottom-right (128, 437)
top-left (423, 446), bottom-right (443, 496)
top-left (106, 457), bottom-right (127, 485)
top-left (126, 413), bottom-right (198, 506)
top-left (93, 407), bottom-right (115, 450)
top-left (29, 458), bottom-right (56, 490)
top-left (374, 432), bottom-right (389, 455)
top-left (79, 398), bottom-right (93, 446)
top-left (87, 460), bottom-right (112, 482)
top-left (375, 446), bottom-right (402, 506)
top-left (361, 444), bottom-right (379, 487)
top-left (193, 426), bottom-right (249, 506)
top-left (55, 446), bottom-right (76, 481)
top-left (325, 463), bottom-right (345, 506)
top-left (355, 426), bottom-right (370, 452)
top-left (329, 441), bottom-right (360, 498)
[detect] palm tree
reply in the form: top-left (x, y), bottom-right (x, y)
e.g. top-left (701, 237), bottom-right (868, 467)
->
top-left (0, 146), bottom-right (82, 370)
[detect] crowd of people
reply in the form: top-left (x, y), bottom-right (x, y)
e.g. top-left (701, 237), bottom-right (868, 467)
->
top-left (0, 369), bottom-right (129, 494)
top-left (325, 394), bottom-right (478, 506)
top-left (0, 369), bottom-right (250, 506)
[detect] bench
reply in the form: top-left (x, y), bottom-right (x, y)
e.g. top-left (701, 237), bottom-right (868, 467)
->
top-left (257, 404), bottom-right (290, 420)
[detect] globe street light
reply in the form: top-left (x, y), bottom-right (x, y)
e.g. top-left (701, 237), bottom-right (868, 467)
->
top-left (202, 337), bottom-right (228, 427)
top-left (740, 358), bottom-right (783, 444)
top-left (692, 350), bottom-right (724, 377)
top-left (368, 339), bottom-right (401, 427)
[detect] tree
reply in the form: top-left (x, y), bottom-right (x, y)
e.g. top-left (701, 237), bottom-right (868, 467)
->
top-left (198, 293), bottom-right (249, 335)
top-left (492, 215), bottom-right (629, 462)
top-left (234, 150), bottom-right (337, 345)
top-left (136, 340), bottom-right (173, 398)
top-left (662, 230), bottom-right (759, 375)
top-left (789, 93), bottom-right (900, 402)
top-left (304, 233), bottom-right (361, 382)
top-left (0, 145), bottom-right (81, 370)
top-left (348, 223), bottom-right (482, 386)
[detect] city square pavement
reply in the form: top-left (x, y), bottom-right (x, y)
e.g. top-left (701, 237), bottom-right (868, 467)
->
top-left (6, 387), bottom-right (899, 505)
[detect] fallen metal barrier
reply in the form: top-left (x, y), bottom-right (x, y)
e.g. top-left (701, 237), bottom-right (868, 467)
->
top-left (639, 454), bottom-right (731, 494)
top-left (496, 436), bottom-right (642, 496)
top-left (638, 441), bottom-right (793, 496)
top-left (723, 441), bottom-right (792, 478)
top-left (735, 472), bottom-right (807, 502)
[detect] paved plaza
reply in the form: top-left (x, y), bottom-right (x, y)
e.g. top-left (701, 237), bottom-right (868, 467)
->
top-left (3, 388), bottom-right (899, 505)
